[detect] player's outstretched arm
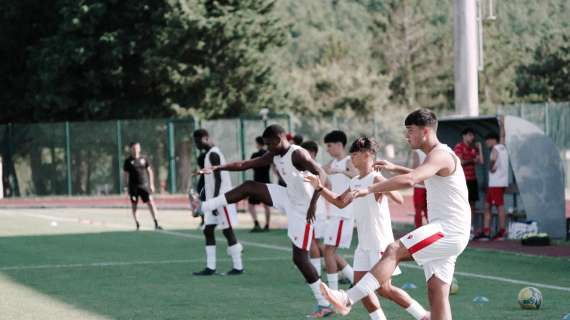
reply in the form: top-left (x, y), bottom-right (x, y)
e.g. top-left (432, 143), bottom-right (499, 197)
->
top-left (304, 172), bottom-right (353, 209)
top-left (200, 152), bottom-right (274, 174)
top-left (373, 159), bottom-right (413, 175)
top-left (373, 175), bottom-right (404, 205)
top-left (354, 150), bottom-right (452, 198)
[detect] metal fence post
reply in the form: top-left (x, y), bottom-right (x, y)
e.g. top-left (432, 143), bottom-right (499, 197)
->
top-left (544, 103), bottom-right (550, 136)
top-left (116, 120), bottom-right (123, 194)
top-left (167, 120), bottom-right (176, 193)
top-left (64, 121), bottom-right (72, 195)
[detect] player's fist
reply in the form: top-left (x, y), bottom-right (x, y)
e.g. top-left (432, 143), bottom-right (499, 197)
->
top-left (198, 166), bottom-right (217, 175)
top-left (373, 159), bottom-right (395, 172)
top-left (352, 188), bottom-right (370, 198)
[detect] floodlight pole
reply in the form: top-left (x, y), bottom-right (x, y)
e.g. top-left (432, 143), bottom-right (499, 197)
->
top-left (454, 0), bottom-right (479, 116)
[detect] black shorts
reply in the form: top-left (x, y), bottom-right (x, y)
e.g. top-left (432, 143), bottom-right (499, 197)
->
top-left (248, 195), bottom-right (263, 205)
top-left (466, 179), bottom-right (479, 202)
top-left (129, 187), bottom-right (151, 204)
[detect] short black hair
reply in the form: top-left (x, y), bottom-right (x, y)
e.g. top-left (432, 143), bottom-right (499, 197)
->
top-left (255, 136), bottom-right (264, 145)
top-left (129, 142), bottom-right (140, 147)
top-left (404, 109), bottom-right (438, 129)
top-left (193, 129), bottom-right (209, 140)
top-left (461, 127), bottom-right (475, 136)
top-left (349, 137), bottom-right (379, 154)
top-left (262, 124), bottom-right (286, 139)
top-left (324, 130), bottom-right (348, 146)
top-left (485, 132), bottom-right (499, 141)
top-left (301, 140), bottom-right (319, 155)
top-left (293, 134), bottom-right (304, 145)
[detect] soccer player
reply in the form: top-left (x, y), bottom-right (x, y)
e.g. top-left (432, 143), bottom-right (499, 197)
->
top-left (248, 136), bottom-right (272, 232)
top-left (322, 130), bottom-right (356, 290)
top-left (319, 109), bottom-right (470, 320)
top-left (198, 125), bottom-right (334, 318)
top-left (123, 142), bottom-right (162, 231)
top-left (305, 137), bottom-right (430, 320)
top-left (478, 116), bottom-right (509, 241)
top-left (192, 129), bottom-right (244, 276)
top-left (454, 127), bottom-right (483, 236)
top-left (412, 149), bottom-right (428, 228)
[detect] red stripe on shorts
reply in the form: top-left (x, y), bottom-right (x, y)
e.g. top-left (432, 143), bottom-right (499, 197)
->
top-left (335, 220), bottom-right (344, 247)
top-left (408, 232), bottom-right (444, 254)
top-left (223, 206), bottom-right (232, 229)
top-left (302, 223), bottom-right (311, 250)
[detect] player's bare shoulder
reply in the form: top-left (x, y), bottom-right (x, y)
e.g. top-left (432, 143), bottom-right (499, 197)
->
top-left (426, 148), bottom-right (457, 177)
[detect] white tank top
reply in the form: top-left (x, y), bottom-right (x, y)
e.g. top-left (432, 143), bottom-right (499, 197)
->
top-left (414, 150), bottom-right (427, 188)
top-left (273, 145), bottom-right (314, 211)
top-left (204, 147), bottom-right (233, 199)
top-left (424, 144), bottom-right (471, 237)
top-left (488, 144), bottom-right (509, 187)
top-left (328, 156), bottom-right (353, 218)
top-left (350, 171), bottom-right (396, 251)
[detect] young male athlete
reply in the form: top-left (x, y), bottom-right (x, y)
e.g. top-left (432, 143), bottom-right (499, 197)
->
top-left (319, 109), bottom-right (470, 320)
top-left (199, 125), bottom-right (334, 318)
top-left (123, 142), bottom-right (162, 230)
top-left (192, 129), bottom-right (244, 276)
top-left (477, 116), bottom-right (509, 241)
top-left (248, 136), bottom-right (272, 232)
top-left (322, 130), bottom-right (357, 290)
top-left (305, 137), bottom-right (430, 320)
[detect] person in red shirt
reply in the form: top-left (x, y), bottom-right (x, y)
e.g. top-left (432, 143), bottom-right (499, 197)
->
top-left (454, 128), bottom-right (483, 236)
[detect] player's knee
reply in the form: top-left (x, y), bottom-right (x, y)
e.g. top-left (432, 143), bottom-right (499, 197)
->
top-left (385, 241), bottom-right (401, 257)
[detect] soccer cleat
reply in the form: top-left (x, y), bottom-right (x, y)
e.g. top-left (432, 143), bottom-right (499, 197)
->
top-left (135, 221), bottom-right (140, 231)
top-left (306, 305), bottom-right (335, 318)
top-left (225, 268), bottom-right (244, 276)
top-left (339, 278), bottom-right (351, 285)
top-left (250, 224), bottom-right (262, 233)
top-left (192, 268), bottom-right (216, 276)
top-left (492, 231), bottom-right (506, 241)
top-left (473, 232), bottom-right (490, 241)
top-left (155, 225), bottom-right (163, 230)
top-left (320, 282), bottom-right (352, 316)
top-left (263, 224), bottom-right (270, 232)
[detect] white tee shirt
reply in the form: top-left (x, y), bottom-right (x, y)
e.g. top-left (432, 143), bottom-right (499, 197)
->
top-left (273, 145), bottom-right (314, 212)
top-left (328, 156), bottom-right (353, 218)
top-left (488, 144), bottom-right (509, 187)
top-left (204, 147), bottom-right (233, 199)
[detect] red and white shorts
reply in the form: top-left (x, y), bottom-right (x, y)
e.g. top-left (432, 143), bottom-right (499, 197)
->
top-left (324, 216), bottom-right (354, 249)
top-left (400, 224), bottom-right (468, 284)
top-left (267, 184), bottom-right (313, 251)
top-left (486, 187), bottom-right (506, 206)
top-left (204, 204), bottom-right (238, 230)
top-left (353, 246), bottom-right (402, 276)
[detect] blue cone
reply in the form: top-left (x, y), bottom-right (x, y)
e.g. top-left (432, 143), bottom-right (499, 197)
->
top-left (401, 282), bottom-right (417, 289)
top-left (473, 296), bottom-right (489, 304)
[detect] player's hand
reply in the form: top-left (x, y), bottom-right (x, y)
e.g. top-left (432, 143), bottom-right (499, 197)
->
top-left (197, 166), bottom-right (218, 175)
top-left (352, 188), bottom-right (370, 198)
top-left (373, 159), bottom-right (395, 172)
top-left (302, 172), bottom-right (322, 190)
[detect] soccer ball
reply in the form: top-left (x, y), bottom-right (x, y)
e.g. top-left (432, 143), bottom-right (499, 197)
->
top-left (450, 277), bottom-right (459, 295)
top-left (517, 287), bottom-right (542, 309)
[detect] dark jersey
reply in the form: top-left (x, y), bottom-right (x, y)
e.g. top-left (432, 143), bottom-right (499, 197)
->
top-left (123, 156), bottom-right (150, 190)
top-left (250, 149), bottom-right (271, 183)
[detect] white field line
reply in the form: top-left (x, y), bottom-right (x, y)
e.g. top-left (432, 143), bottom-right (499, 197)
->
top-left (3, 210), bottom-right (570, 293)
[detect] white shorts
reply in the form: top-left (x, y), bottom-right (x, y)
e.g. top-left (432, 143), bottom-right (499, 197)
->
top-left (204, 204), bottom-right (238, 230)
top-left (324, 216), bottom-right (354, 249)
top-left (314, 217), bottom-right (327, 240)
top-left (353, 246), bottom-right (402, 276)
top-left (267, 184), bottom-right (313, 251)
top-left (400, 223), bottom-right (468, 284)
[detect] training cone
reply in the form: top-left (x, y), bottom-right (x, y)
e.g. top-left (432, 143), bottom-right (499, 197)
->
top-left (402, 282), bottom-right (417, 289)
top-left (473, 296), bottom-right (489, 305)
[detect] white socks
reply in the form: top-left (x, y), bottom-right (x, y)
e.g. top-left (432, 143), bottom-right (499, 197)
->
top-left (310, 258), bottom-right (321, 276)
top-left (406, 300), bottom-right (428, 319)
top-left (202, 195), bottom-right (228, 212)
top-left (206, 245), bottom-right (216, 270)
top-left (347, 273), bottom-right (380, 304)
top-left (327, 273), bottom-right (339, 290)
top-left (369, 309), bottom-right (387, 320)
top-left (227, 243), bottom-right (243, 270)
top-left (308, 279), bottom-right (330, 307)
top-left (341, 265), bottom-right (354, 283)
